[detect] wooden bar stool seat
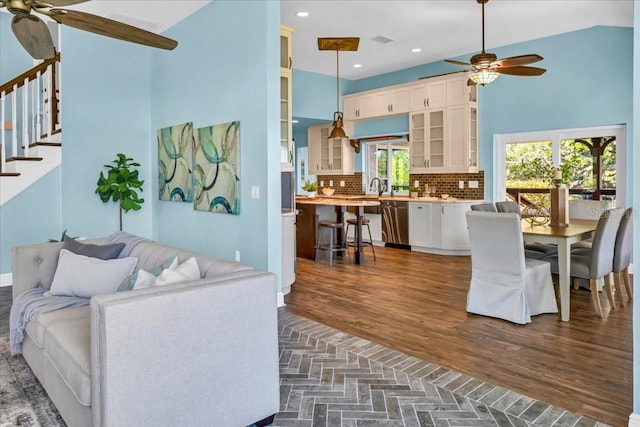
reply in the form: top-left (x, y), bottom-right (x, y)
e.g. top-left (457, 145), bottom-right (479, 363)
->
top-left (315, 220), bottom-right (350, 266)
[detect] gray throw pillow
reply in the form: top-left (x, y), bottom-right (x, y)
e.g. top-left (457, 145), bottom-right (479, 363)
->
top-left (63, 236), bottom-right (125, 260)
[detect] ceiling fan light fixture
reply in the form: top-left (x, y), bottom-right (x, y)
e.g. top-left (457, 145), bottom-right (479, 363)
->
top-left (469, 68), bottom-right (500, 86)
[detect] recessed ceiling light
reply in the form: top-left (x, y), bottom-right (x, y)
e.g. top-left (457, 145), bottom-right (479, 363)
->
top-left (411, 48), bottom-right (422, 53)
top-left (353, 64), bottom-right (362, 68)
top-left (296, 11), bottom-right (309, 17)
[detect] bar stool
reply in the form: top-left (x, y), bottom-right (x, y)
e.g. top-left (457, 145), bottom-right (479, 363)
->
top-left (315, 220), bottom-right (350, 266)
top-left (345, 217), bottom-right (377, 261)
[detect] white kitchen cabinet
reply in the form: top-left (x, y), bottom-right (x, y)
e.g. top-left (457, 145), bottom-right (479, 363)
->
top-left (281, 212), bottom-right (296, 294)
top-left (446, 104), bottom-right (478, 172)
top-left (446, 75), bottom-right (477, 106)
top-left (307, 123), bottom-right (355, 175)
top-left (409, 109), bottom-right (446, 173)
top-left (440, 203), bottom-right (472, 250)
top-left (408, 202), bottom-right (434, 247)
top-left (409, 80), bottom-right (446, 111)
top-left (373, 87), bottom-right (409, 116)
top-left (343, 93), bottom-right (375, 120)
top-left (280, 25), bottom-right (294, 172)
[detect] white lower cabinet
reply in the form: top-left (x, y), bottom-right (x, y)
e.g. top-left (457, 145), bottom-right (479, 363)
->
top-left (409, 201), bottom-right (476, 254)
top-left (282, 213), bottom-right (296, 294)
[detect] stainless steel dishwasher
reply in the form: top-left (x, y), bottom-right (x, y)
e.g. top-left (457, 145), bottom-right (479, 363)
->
top-left (381, 199), bottom-right (409, 246)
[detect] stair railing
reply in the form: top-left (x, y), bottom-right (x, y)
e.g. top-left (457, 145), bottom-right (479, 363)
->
top-left (0, 52), bottom-right (61, 171)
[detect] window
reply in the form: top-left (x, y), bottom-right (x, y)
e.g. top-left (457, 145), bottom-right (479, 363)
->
top-left (364, 139), bottom-right (410, 195)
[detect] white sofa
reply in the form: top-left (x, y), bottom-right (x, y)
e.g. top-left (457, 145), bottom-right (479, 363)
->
top-left (11, 234), bottom-right (279, 427)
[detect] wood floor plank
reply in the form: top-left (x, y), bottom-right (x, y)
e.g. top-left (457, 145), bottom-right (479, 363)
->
top-left (284, 246), bottom-right (632, 427)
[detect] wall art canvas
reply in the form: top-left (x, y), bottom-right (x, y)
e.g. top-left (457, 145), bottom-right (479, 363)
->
top-left (158, 122), bottom-right (194, 202)
top-left (193, 121), bottom-right (240, 215)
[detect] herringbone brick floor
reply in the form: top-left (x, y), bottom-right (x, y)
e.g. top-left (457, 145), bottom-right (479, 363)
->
top-left (276, 309), bottom-right (609, 427)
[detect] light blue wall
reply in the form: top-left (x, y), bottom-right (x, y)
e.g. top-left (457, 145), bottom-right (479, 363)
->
top-left (632, 1), bottom-right (639, 416)
top-left (60, 27), bottom-right (153, 239)
top-left (293, 69), bottom-right (339, 121)
top-left (150, 1), bottom-right (281, 279)
top-left (0, 169), bottom-right (62, 272)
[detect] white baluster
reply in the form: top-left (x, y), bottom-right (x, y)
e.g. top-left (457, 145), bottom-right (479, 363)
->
top-left (55, 60), bottom-right (61, 132)
top-left (11, 87), bottom-right (17, 159)
top-left (35, 71), bottom-right (41, 140)
top-left (1, 91), bottom-right (5, 171)
top-left (44, 66), bottom-right (51, 138)
top-left (23, 77), bottom-right (29, 157)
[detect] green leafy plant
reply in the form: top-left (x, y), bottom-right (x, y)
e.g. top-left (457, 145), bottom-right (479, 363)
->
top-left (302, 179), bottom-right (317, 192)
top-left (96, 153), bottom-right (145, 231)
top-left (48, 229), bottom-right (77, 242)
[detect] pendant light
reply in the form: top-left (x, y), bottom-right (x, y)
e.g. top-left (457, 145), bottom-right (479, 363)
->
top-left (318, 37), bottom-right (359, 139)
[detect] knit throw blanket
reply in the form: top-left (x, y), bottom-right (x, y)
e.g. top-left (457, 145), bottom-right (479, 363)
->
top-left (9, 288), bottom-right (89, 355)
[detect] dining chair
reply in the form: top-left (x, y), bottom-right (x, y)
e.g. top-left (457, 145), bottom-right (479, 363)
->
top-left (465, 211), bottom-right (558, 324)
top-left (470, 203), bottom-right (497, 212)
top-left (612, 208), bottom-right (633, 304)
top-left (495, 200), bottom-right (556, 259)
top-left (544, 207), bottom-right (624, 317)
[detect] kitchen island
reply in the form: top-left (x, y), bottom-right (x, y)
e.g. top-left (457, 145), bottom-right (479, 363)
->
top-left (296, 197), bottom-right (380, 264)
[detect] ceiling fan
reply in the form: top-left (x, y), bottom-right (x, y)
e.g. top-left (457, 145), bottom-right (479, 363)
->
top-left (445, 0), bottom-right (546, 86)
top-left (1, 0), bottom-right (178, 60)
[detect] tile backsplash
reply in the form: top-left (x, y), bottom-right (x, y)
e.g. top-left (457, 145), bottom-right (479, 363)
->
top-left (315, 171), bottom-right (485, 200)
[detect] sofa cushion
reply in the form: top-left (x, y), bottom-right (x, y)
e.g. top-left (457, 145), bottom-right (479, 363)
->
top-left (154, 257), bottom-right (200, 287)
top-left (117, 256), bottom-right (178, 292)
top-left (25, 305), bottom-right (90, 349)
top-left (48, 249), bottom-right (138, 298)
top-left (63, 236), bottom-right (125, 260)
top-left (44, 317), bottom-right (91, 406)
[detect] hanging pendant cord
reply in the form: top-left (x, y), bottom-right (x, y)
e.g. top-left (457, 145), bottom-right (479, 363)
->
top-left (481, 2), bottom-right (485, 53)
top-left (335, 48), bottom-right (340, 111)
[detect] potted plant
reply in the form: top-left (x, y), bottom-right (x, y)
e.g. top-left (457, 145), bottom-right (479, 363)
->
top-left (302, 179), bottom-right (318, 198)
top-left (409, 186), bottom-right (420, 198)
top-left (96, 153), bottom-right (145, 231)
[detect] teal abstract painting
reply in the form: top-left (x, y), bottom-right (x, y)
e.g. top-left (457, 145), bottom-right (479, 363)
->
top-left (193, 121), bottom-right (240, 215)
top-left (158, 122), bottom-right (194, 202)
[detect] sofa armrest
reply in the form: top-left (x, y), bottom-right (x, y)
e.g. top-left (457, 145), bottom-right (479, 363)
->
top-left (90, 271), bottom-right (279, 427)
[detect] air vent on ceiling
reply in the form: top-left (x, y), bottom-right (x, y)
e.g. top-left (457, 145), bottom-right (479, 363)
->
top-left (371, 35), bottom-right (394, 44)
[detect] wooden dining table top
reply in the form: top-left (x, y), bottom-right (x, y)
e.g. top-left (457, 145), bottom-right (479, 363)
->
top-left (296, 197), bottom-right (380, 207)
top-left (521, 219), bottom-right (598, 237)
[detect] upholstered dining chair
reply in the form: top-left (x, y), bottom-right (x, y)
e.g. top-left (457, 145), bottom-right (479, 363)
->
top-left (465, 211), bottom-right (558, 324)
top-left (612, 208), bottom-right (633, 304)
top-left (494, 200), bottom-right (555, 259)
top-left (470, 203), bottom-right (497, 212)
top-left (544, 207), bottom-right (624, 317)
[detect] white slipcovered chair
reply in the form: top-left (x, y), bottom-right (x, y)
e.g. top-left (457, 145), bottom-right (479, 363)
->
top-left (465, 211), bottom-right (558, 324)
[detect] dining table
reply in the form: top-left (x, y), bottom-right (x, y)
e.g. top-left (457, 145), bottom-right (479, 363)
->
top-left (296, 197), bottom-right (380, 264)
top-left (521, 219), bottom-right (598, 322)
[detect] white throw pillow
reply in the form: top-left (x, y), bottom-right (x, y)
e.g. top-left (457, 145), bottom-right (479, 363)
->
top-left (132, 269), bottom-right (159, 290)
top-left (48, 249), bottom-right (138, 298)
top-left (153, 257), bottom-right (200, 287)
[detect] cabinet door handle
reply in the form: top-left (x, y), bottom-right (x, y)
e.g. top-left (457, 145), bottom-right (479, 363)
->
top-left (427, 159), bottom-right (430, 168)
top-left (289, 57), bottom-right (292, 69)
top-left (289, 150), bottom-right (293, 163)
top-left (423, 99), bottom-right (426, 107)
top-left (390, 104), bottom-right (393, 112)
top-left (423, 160), bottom-right (426, 167)
top-left (442, 206), bottom-right (444, 215)
top-left (469, 158), bottom-right (471, 166)
top-left (426, 97), bottom-right (430, 107)
top-left (469, 92), bottom-right (472, 101)
top-left (417, 206), bottom-right (423, 210)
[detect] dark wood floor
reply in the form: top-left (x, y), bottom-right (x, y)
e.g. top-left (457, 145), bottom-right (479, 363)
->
top-left (284, 246), bottom-right (632, 427)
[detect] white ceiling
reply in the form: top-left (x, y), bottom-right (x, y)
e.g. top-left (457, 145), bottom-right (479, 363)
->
top-left (6, 0), bottom-right (632, 81)
top-left (280, 0), bottom-right (634, 80)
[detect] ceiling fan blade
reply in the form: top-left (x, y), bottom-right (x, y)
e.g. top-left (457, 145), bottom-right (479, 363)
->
top-left (11, 15), bottom-right (56, 59)
top-left (498, 66), bottom-right (547, 76)
top-left (445, 59), bottom-right (471, 66)
top-left (50, 9), bottom-right (178, 50)
top-left (37, 0), bottom-right (89, 6)
top-left (491, 54), bottom-right (543, 68)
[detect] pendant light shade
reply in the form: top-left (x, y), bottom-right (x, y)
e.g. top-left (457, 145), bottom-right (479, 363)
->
top-left (318, 37), bottom-right (359, 140)
top-left (469, 68), bottom-right (500, 86)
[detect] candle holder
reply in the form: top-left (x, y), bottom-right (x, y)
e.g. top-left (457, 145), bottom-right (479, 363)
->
top-left (549, 187), bottom-right (569, 227)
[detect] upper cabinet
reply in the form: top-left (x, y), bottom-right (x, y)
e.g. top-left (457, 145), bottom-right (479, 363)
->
top-left (446, 76), bottom-right (477, 105)
top-left (280, 25), bottom-right (294, 172)
top-left (409, 80), bottom-right (446, 110)
top-left (343, 87), bottom-right (408, 121)
top-left (308, 123), bottom-right (355, 175)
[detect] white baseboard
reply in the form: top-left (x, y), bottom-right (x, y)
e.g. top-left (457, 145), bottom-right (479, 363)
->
top-left (628, 413), bottom-right (640, 426)
top-left (277, 291), bottom-right (285, 307)
top-left (0, 273), bottom-right (12, 287)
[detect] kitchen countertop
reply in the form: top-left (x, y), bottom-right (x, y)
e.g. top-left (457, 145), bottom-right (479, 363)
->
top-left (295, 197), bottom-right (380, 207)
top-left (296, 195), bottom-right (483, 203)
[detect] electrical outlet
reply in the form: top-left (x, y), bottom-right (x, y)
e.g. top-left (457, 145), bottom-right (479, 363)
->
top-left (235, 250), bottom-right (240, 262)
top-left (469, 181), bottom-right (479, 189)
top-left (340, 181), bottom-right (345, 187)
top-left (251, 186), bottom-right (260, 199)
top-left (320, 181), bottom-right (324, 187)
top-left (459, 180), bottom-right (464, 189)
top-left (329, 180), bottom-right (333, 187)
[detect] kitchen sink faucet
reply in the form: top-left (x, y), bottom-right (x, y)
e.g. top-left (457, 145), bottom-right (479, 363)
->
top-left (369, 177), bottom-right (385, 196)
